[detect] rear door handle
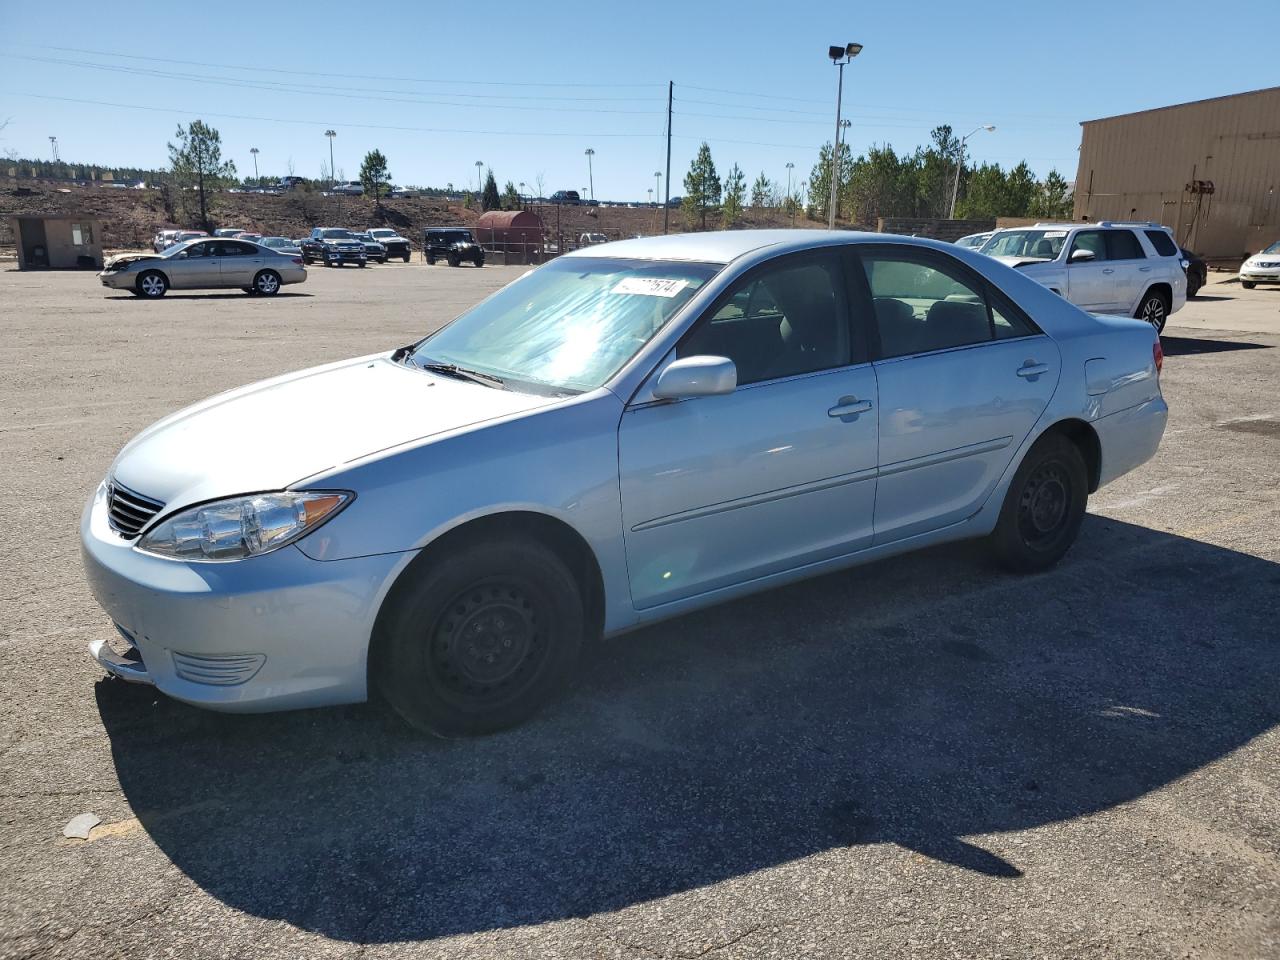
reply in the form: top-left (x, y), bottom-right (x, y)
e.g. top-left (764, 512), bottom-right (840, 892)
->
top-left (828, 397), bottom-right (873, 418)
top-left (1139, 265), bottom-right (1152, 272)
top-left (1102, 268), bottom-right (1115, 274)
top-left (1016, 362), bottom-right (1050, 379)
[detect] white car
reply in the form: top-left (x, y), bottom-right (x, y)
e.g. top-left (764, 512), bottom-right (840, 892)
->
top-left (980, 222), bottom-right (1186, 332)
top-left (82, 230), bottom-right (1167, 736)
top-left (580, 232), bottom-right (609, 246)
top-left (330, 181), bottom-right (364, 196)
top-left (152, 229), bottom-right (180, 253)
top-left (1239, 241), bottom-right (1280, 289)
top-left (955, 232), bottom-right (993, 250)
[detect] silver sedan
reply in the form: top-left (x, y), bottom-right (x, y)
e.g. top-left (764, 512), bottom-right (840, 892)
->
top-left (100, 237), bottom-right (307, 298)
top-left (82, 230), bottom-right (1166, 736)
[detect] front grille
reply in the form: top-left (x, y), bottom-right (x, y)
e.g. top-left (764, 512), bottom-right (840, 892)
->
top-left (107, 482), bottom-right (165, 538)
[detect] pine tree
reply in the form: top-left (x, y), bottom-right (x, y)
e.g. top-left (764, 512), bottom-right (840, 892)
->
top-left (806, 141), bottom-right (853, 221)
top-left (682, 142), bottom-right (721, 230)
top-left (750, 172), bottom-right (772, 209)
top-left (482, 169), bottom-right (501, 211)
top-left (167, 120), bottom-right (236, 229)
top-left (722, 164), bottom-right (747, 227)
top-left (1030, 169), bottom-right (1073, 219)
top-left (359, 149), bottom-right (390, 207)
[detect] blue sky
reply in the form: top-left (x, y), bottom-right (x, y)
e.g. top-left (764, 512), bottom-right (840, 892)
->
top-left (1, 0), bottom-right (1277, 201)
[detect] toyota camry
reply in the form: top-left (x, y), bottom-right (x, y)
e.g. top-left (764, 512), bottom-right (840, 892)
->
top-left (82, 231), bottom-right (1167, 736)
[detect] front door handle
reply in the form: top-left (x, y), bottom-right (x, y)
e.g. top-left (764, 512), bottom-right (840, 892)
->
top-left (1102, 268), bottom-right (1115, 274)
top-left (1016, 362), bottom-right (1050, 379)
top-left (828, 397), bottom-right (873, 418)
top-left (1139, 265), bottom-right (1152, 272)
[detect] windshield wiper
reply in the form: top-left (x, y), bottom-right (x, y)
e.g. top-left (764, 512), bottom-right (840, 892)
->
top-left (417, 360), bottom-right (506, 389)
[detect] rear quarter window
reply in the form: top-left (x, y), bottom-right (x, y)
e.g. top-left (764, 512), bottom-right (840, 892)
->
top-left (1144, 230), bottom-right (1178, 257)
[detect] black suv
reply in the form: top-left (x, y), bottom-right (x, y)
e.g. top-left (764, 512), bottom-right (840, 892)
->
top-left (424, 228), bottom-right (484, 267)
top-left (549, 190), bottom-right (581, 205)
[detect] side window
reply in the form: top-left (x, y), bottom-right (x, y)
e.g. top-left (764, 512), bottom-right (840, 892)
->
top-left (1070, 231), bottom-right (1108, 261)
top-left (185, 242), bottom-right (211, 258)
top-left (1105, 230), bottom-right (1145, 260)
top-left (1144, 229), bottom-right (1177, 257)
top-left (679, 254), bottom-right (848, 386)
top-left (861, 252), bottom-right (997, 358)
top-left (217, 242), bottom-right (250, 257)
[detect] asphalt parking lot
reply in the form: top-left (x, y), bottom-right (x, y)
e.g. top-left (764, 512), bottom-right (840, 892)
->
top-left (1, 262), bottom-right (1277, 960)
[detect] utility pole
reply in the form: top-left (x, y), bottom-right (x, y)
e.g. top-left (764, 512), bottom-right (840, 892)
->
top-left (584, 148), bottom-right (595, 202)
top-left (786, 161), bottom-right (795, 226)
top-left (48, 136), bottom-right (58, 162)
top-left (663, 81), bottom-right (673, 234)
top-left (250, 147), bottom-right (259, 183)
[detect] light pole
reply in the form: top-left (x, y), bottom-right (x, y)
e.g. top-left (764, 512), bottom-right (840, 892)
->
top-left (826, 42), bottom-right (863, 230)
top-left (654, 171), bottom-right (662, 207)
top-left (250, 147), bottom-right (259, 183)
top-left (648, 188), bottom-right (653, 206)
top-left (475, 160), bottom-right (483, 194)
top-left (948, 124), bottom-right (995, 218)
top-left (48, 136), bottom-right (58, 162)
top-left (324, 130), bottom-right (336, 191)
top-left (584, 148), bottom-right (595, 202)
top-left (785, 161), bottom-right (795, 225)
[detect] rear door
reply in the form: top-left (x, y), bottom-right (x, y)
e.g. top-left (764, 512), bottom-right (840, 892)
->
top-left (1064, 230), bottom-right (1115, 311)
top-left (1103, 229), bottom-right (1148, 313)
top-left (857, 245), bottom-right (1060, 544)
top-left (215, 240), bottom-right (262, 286)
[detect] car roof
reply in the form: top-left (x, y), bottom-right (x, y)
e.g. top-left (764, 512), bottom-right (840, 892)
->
top-left (563, 229), bottom-right (905, 265)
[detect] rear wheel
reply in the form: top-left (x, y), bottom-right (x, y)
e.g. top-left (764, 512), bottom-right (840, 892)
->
top-left (1135, 288), bottom-right (1169, 333)
top-left (375, 538), bottom-right (584, 737)
top-left (474, 255), bottom-right (485, 268)
top-left (989, 432), bottom-right (1088, 573)
top-left (136, 271), bottom-right (167, 299)
top-left (253, 270), bottom-right (281, 296)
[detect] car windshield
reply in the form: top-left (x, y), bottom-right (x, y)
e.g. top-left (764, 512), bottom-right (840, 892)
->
top-left (1263, 241), bottom-right (1280, 254)
top-left (409, 256), bottom-right (719, 393)
top-left (370, 230), bottom-right (396, 238)
top-left (320, 229), bottom-right (355, 240)
top-left (981, 229), bottom-right (1067, 259)
top-left (160, 240), bottom-right (199, 258)
top-left (432, 230), bottom-right (473, 244)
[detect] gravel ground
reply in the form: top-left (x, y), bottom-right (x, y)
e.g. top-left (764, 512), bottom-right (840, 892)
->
top-left (1, 264), bottom-right (1277, 960)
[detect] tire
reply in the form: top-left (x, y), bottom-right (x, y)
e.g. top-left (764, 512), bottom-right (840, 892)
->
top-left (1135, 288), bottom-right (1169, 334)
top-left (448, 254), bottom-right (460, 267)
top-left (136, 270), bottom-right (167, 299)
top-left (253, 270), bottom-right (281, 296)
top-left (474, 256), bottom-right (485, 268)
top-left (402, 253), bottom-right (411, 263)
top-left (358, 260), bottom-right (367, 268)
top-left (1187, 278), bottom-right (1201, 299)
top-left (989, 432), bottom-right (1088, 574)
top-left (1241, 280), bottom-right (1256, 289)
top-left (375, 538), bottom-right (584, 737)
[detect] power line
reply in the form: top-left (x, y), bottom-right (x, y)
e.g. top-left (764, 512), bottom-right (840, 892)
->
top-left (7, 43), bottom-right (661, 89)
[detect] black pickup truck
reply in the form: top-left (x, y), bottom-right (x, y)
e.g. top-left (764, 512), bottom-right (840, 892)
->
top-left (300, 227), bottom-right (368, 267)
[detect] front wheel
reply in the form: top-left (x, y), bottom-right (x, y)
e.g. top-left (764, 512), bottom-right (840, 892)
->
top-left (375, 538), bottom-right (584, 737)
top-left (253, 270), bottom-right (281, 296)
top-left (447, 254), bottom-right (460, 267)
top-left (136, 270), bottom-right (168, 299)
top-left (402, 253), bottom-right (411, 263)
top-left (1135, 289), bottom-right (1169, 333)
top-left (474, 256), bottom-right (485, 268)
top-left (1241, 280), bottom-right (1256, 289)
top-left (989, 433), bottom-right (1088, 573)
top-left (358, 260), bottom-right (367, 268)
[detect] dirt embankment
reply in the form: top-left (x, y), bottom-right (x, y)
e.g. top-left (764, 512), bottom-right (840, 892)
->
top-left (0, 179), bottom-right (822, 251)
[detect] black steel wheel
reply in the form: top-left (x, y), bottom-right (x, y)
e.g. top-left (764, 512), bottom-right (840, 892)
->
top-left (990, 432), bottom-right (1088, 573)
top-left (375, 538), bottom-right (583, 737)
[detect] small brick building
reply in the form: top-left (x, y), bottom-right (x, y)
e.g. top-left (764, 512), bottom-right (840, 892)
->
top-left (7, 214), bottom-right (104, 269)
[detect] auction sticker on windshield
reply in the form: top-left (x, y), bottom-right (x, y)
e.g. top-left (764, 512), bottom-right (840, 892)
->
top-left (611, 277), bottom-right (689, 298)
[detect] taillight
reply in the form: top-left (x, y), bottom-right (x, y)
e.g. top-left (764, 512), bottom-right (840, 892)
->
top-left (292, 257), bottom-right (303, 265)
top-left (1153, 339), bottom-right (1163, 376)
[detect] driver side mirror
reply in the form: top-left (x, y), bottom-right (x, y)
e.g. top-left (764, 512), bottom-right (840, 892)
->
top-left (653, 355), bottom-right (737, 400)
top-left (1069, 248), bottom-right (1096, 263)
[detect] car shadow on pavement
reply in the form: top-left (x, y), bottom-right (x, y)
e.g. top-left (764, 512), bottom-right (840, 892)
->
top-left (97, 515), bottom-right (1280, 943)
top-left (1161, 335), bottom-right (1272, 356)
top-left (111, 292), bottom-right (315, 301)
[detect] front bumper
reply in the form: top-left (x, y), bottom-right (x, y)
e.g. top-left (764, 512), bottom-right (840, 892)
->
top-left (99, 271), bottom-right (134, 289)
top-left (1240, 265), bottom-right (1280, 282)
top-left (80, 482), bottom-right (411, 712)
top-left (321, 247), bottom-right (366, 264)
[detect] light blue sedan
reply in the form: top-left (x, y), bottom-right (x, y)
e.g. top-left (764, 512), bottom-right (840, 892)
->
top-left (82, 231), bottom-right (1168, 736)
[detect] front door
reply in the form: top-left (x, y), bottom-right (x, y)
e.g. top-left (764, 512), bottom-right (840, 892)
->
top-left (618, 250), bottom-right (878, 609)
top-left (171, 241), bottom-right (221, 288)
top-left (1064, 230), bottom-right (1116, 311)
top-left (858, 246), bottom-right (1060, 543)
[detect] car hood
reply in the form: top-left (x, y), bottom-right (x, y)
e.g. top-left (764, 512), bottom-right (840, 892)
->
top-left (104, 252), bottom-right (162, 270)
top-left (110, 355), bottom-right (557, 512)
top-left (991, 255), bottom-right (1053, 269)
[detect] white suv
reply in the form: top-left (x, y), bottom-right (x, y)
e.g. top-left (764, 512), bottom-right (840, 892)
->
top-left (979, 221), bottom-right (1186, 332)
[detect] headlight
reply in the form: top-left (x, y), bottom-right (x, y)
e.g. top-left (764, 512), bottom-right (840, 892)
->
top-left (138, 491), bottom-right (352, 561)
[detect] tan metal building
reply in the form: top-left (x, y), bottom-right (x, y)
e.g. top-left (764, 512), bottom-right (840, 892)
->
top-left (1074, 86), bottom-right (1280, 260)
top-left (6, 214), bottom-right (104, 270)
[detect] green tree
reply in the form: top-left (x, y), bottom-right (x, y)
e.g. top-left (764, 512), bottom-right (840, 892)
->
top-left (844, 143), bottom-right (913, 224)
top-left (1031, 169), bottom-right (1073, 220)
top-left (359, 149), bottom-right (391, 206)
top-left (1004, 161), bottom-right (1038, 217)
top-left (750, 171), bottom-right (772, 209)
top-left (806, 141), bottom-right (854, 221)
top-left (481, 169), bottom-right (501, 211)
top-left (955, 162), bottom-right (1009, 219)
top-left (502, 180), bottom-right (520, 209)
top-left (722, 163), bottom-right (747, 227)
top-left (682, 142), bottom-right (721, 229)
top-left (167, 120), bottom-right (236, 229)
